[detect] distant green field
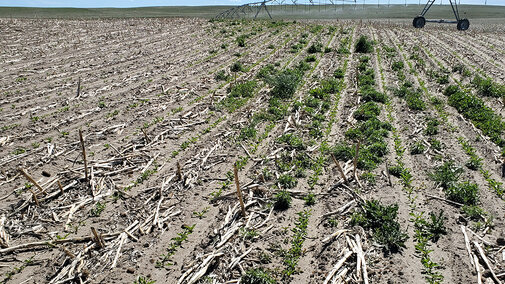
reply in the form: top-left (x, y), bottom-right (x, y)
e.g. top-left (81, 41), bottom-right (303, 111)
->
top-left (0, 6), bottom-right (228, 19)
top-left (0, 5), bottom-right (503, 20)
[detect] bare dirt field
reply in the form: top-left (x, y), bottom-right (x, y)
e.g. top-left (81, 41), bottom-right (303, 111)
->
top-left (1, 17), bottom-right (505, 284)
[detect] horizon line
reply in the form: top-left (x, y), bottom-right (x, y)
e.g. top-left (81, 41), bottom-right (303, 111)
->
top-left (0, 3), bottom-right (502, 8)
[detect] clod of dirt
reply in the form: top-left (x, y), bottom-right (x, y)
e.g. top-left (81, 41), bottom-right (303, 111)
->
top-left (496, 237), bottom-right (505, 246)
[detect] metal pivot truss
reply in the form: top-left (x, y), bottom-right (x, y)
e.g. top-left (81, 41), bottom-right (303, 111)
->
top-left (413, 0), bottom-right (470, 30)
top-left (214, 0), bottom-right (274, 20)
top-left (213, 0), bottom-right (358, 20)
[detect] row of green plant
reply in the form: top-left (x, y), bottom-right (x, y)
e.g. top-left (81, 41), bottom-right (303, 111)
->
top-left (410, 211), bottom-right (446, 284)
top-left (381, 42), bottom-right (445, 283)
top-left (332, 54), bottom-right (391, 171)
top-left (209, 56), bottom-right (315, 199)
top-left (276, 28), bottom-right (348, 187)
top-left (282, 210), bottom-right (311, 279)
top-left (208, 24), bottom-right (332, 200)
top-left (123, 161), bottom-right (159, 191)
top-left (155, 224), bottom-right (195, 268)
top-left (2, 256), bottom-right (34, 283)
top-left (268, 45), bottom-right (339, 198)
top-left (471, 74), bottom-right (505, 98)
top-left (443, 85), bottom-right (505, 147)
top-left (431, 160), bottom-right (493, 230)
top-left (458, 137), bottom-right (504, 198)
top-left (240, 27), bottom-right (347, 281)
top-left (280, 27), bottom-right (349, 192)
top-left (193, 21), bottom-right (265, 67)
top-left (419, 44), bottom-right (505, 206)
top-left (388, 51), bottom-right (427, 111)
top-left (205, 26), bottom-right (344, 283)
top-left (271, 30), bottom-right (350, 215)
top-left (391, 48), bottom-right (446, 157)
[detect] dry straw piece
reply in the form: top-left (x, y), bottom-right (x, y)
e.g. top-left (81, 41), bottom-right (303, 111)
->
top-left (78, 129), bottom-right (89, 182)
top-left (233, 165), bottom-right (246, 217)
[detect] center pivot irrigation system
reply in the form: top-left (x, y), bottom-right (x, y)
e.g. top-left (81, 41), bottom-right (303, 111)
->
top-left (413, 0), bottom-right (469, 30)
top-left (214, 0), bottom-right (471, 30)
top-left (214, 0), bottom-right (365, 20)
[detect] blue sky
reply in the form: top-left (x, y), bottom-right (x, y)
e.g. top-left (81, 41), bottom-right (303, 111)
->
top-left (0, 0), bottom-right (500, 8)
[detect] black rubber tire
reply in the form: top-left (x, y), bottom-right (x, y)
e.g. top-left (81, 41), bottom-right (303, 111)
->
top-left (413, 16), bottom-right (426, 29)
top-left (457, 19), bottom-right (470, 31)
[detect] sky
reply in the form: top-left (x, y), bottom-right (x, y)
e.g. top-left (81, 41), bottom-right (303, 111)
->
top-left (0, 0), bottom-right (501, 8)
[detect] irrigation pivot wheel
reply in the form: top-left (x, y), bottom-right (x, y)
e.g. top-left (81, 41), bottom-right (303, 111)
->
top-left (413, 16), bottom-right (426, 29)
top-left (457, 19), bottom-right (470, 31)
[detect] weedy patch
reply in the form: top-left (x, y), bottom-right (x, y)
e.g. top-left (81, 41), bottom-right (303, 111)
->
top-left (274, 190), bottom-right (292, 210)
top-left (277, 133), bottom-right (305, 150)
top-left (343, 118), bottom-right (391, 170)
top-left (353, 101), bottom-right (381, 121)
top-left (410, 141), bottom-right (426, 155)
top-left (351, 200), bottom-right (408, 253)
top-left (308, 41), bottom-right (323, 54)
top-left (263, 68), bottom-right (302, 100)
top-left (355, 35), bottom-right (374, 53)
top-left (472, 75), bottom-right (505, 98)
top-left (445, 181), bottom-right (480, 206)
top-left (215, 70), bottom-right (230, 81)
top-left (221, 80), bottom-right (257, 112)
top-left (241, 268), bottom-right (276, 284)
top-left (431, 161), bottom-right (480, 206)
top-left (425, 117), bottom-right (440, 136)
top-left (304, 193), bottom-right (316, 206)
top-left (278, 174), bottom-right (297, 189)
top-left (430, 160), bottom-right (463, 190)
top-left (393, 81), bottom-right (426, 111)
